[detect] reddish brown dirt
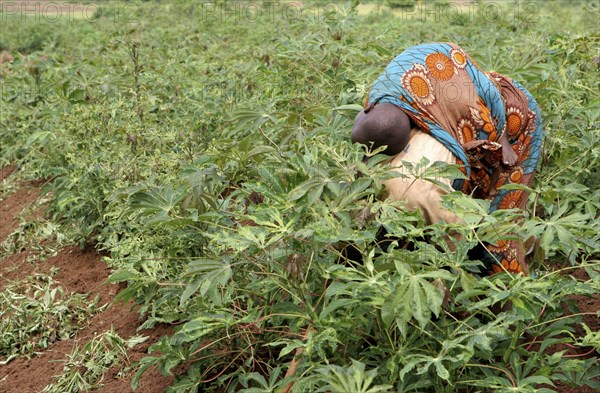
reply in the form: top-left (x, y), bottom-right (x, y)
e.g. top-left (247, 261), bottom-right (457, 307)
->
top-left (0, 295), bottom-right (175, 393)
top-left (0, 167), bottom-right (175, 392)
top-left (0, 250), bottom-right (36, 285)
top-left (553, 383), bottom-right (597, 393)
top-left (0, 165), bottom-right (16, 181)
top-left (537, 267), bottom-right (599, 393)
top-left (0, 183), bottom-right (40, 242)
top-left (568, 268), bottom-right (600, 335)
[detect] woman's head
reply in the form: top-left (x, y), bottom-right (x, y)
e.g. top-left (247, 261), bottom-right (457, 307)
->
top-left (351, 103), bottom-right (411, 155)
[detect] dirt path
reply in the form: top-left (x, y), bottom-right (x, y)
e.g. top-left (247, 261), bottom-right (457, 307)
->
top-left (0, 166), bottom-right (174, 392)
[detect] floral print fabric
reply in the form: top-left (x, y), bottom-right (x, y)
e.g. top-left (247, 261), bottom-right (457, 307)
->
top-left (366, 42), bottom-right (543, 275)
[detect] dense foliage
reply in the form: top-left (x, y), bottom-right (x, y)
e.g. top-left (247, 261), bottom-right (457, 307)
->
top-left (1, 1), bottom-right (598, 392)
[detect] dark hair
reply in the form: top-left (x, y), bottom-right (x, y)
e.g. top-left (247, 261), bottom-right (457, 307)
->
top-left (351, 103), bottom-right (411, 155)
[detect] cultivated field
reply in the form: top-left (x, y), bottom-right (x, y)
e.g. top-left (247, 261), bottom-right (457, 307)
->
top-left (0, 1), bottom-right (598, 392)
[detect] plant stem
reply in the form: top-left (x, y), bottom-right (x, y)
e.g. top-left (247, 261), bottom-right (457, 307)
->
top-left (465, 363), bottom-right (516, 387)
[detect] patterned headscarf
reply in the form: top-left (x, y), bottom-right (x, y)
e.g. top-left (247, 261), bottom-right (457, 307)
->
top-left (366, 42), bottom-right (542, 176)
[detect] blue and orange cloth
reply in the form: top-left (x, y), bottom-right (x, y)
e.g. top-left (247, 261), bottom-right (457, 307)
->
top-left (365, 42), bottom-right (543, 275)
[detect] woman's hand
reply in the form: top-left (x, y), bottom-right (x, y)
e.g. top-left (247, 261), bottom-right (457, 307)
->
top-left (498, 132), bottom-right (518, 166)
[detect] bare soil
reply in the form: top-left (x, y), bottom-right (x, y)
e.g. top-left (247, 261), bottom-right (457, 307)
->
top-left (546, 268), bottom-right (600, 392)
top-left (0, 181), bottom-right (39, 241)
top-left (0, 166), bottom-right (174, 392)
top-left (569, 268), bottom-right (600, 335)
